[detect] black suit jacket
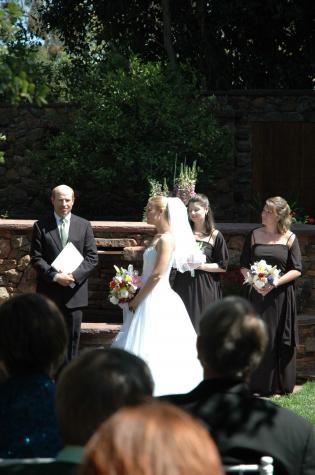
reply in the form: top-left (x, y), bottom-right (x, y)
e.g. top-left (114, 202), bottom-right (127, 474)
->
top-left (31, 214), bottom-right (98, 309)
top-left (161, 379), bottom-right (315, 475)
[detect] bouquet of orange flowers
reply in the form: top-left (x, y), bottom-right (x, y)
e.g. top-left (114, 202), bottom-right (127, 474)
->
top-left (108, 265), bottom-right (141, 306)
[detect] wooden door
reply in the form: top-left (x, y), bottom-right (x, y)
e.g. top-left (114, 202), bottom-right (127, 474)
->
top-left (252, 122), bottom-right (315, 218)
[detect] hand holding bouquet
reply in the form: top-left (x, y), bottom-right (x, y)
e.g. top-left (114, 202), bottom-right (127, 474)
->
top-left (109, 265), bottom-right (141, 306)
top-left (244, 259), bottom-right (280, 291)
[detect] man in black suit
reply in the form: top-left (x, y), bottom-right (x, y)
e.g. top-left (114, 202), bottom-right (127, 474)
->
top-left (162, 296), bottom-right (315, 475)
top-left (31, 184), bottom-right (98, 360)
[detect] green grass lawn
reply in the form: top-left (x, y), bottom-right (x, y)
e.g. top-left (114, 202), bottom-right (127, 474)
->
top-left (270, 381), bottom-right (315, 425)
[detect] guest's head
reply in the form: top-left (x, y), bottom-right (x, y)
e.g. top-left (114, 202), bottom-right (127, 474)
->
top-left (0, 293), bottom-right (67, 377)
top-left (80, 401), bottom-right (225, 475)
top-left (197, 296), bottom-right (267, 381)
top-left (56, 348), bottom-right (154, 446)
top-left (262, 196), bottom-right (291, 234)
top-left (51, 184), bottom-right (75, 218)
top-left (146, 195), bottom-right (168, 226)
top-left (188, 193), bottom-right (215, 233)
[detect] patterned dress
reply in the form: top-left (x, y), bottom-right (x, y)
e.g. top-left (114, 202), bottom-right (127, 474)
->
top-left (0, 373), bottom-right (62, 458)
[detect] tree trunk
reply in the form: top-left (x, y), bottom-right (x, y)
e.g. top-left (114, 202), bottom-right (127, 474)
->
top-left (161, 0), bottom-right (177, 69)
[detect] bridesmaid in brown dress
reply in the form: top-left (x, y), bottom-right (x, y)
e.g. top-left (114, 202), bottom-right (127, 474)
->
top-left (240, 196), bottom-right (302, 396)
top-left (173, 194), bottom-right (229, 332)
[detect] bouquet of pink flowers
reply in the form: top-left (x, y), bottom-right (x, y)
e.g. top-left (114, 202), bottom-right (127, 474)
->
top-left (108, 265), bottom-right (141, 306)
top-left (244, 259), bottom-right (280, 289)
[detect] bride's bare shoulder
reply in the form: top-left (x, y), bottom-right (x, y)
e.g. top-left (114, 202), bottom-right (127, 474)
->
top-left (156, 232), bottom-right (175, 249)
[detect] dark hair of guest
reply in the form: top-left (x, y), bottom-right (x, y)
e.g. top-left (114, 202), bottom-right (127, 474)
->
top-left (0, 293), bottom-right (67, 375)
top-left (56, 348), bottom-right (154, 445)
top-left (80, 401), bottom-right (225, 475)
top-left (187, 193), bottom-right (215, 234)
top-left (198, 296), bottom-right (268, 381)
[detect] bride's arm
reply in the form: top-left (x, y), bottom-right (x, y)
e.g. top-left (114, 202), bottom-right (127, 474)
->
top-left (129, 234), bottom-right (173, 312)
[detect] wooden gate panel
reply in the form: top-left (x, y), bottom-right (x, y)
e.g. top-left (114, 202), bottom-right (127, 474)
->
top-left (252, 123), bottom-right (315, 215)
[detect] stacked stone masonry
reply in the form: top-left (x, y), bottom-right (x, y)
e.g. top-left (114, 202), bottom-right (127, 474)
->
top-left (0, 220), bottom-right (314, 379)
top-left (0, 90), bottom-right (314, 221)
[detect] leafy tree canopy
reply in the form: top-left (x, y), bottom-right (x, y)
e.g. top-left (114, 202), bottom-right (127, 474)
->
top-left (0, 0), bottom-right (51, 104)
top-left (39, 0), bottom-right (314, 89)
top-left (31, 55), bottom-right (231, 218)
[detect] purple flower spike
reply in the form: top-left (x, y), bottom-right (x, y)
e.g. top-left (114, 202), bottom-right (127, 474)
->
top-left (267, 275), bottom-right (274, 284)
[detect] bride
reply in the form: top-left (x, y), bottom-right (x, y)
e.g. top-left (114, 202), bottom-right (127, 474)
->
top-left (112, 196), bottom-right (204, 396)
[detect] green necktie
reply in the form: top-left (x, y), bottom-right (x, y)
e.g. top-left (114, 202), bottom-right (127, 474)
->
top-left (60, 218), bottom-right (68, 248)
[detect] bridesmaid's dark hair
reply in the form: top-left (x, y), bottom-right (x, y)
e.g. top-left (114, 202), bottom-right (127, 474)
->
top-left (187, 194), bottom-right (215, 234)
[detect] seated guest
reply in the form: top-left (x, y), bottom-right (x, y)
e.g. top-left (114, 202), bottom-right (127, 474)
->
top-left (0, 293), bottom-right (67, 459)
top-left (161, 296), bottom-right (315, 475)
top-left (0, 348), bottom-right (153, 474)
top-left (80, 401), bottom-right (225, 475)
top-left (55, 347), bottom-right (153, 455)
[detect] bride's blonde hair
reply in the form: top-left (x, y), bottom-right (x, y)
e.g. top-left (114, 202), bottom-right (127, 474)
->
top-left (148, 196), bottom-right (168, 221)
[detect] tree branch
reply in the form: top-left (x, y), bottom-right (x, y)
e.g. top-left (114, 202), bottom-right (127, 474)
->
top-left (161, 0), bottom-right (177, 69)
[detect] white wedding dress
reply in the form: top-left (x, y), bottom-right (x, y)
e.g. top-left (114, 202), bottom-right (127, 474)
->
top-left (112, 244), bottom-right (203, 396)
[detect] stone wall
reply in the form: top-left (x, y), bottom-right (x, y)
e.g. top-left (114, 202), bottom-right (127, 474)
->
top-left (0, 90), bottom-right (314, 221)
top-left (0, 220), bottom-right (314, 311)
top-left (0, 220), bottom-right (314, 380)
top-left (211, 90), bottom-right (315, 221)
top-left (0, 220), bottom-right (156, 323)
top-left (0, 104), bottom-right (68, 218)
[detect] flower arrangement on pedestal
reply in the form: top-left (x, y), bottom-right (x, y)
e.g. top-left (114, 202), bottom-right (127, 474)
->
top-left (173, 161), bottom-right (198, 205)
top-left (148, 178), bottom-right (169, 199)
top-left (148, 160), bottom-right (199, 205)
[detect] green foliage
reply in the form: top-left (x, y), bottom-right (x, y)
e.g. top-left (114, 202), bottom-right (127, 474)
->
top-left (289, 200), bottom-right (314, 225)
top-left (174, 160), bottom-right (198, 188)
top-left (32, 56), bottom-right (231, 218)
top-left (39, 0), bottom-right (315, 89)
top-left (148, 178), bottom-right (169, 199)
top-left (0, 1), bottom-right (50, 105)
top-left (0, 133), bottom-right (5, 164)
top-left (0, 209), bottom-right (8, 218)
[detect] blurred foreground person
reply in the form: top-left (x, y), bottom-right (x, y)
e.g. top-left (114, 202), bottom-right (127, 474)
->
top-left (0, 348), bottom-right (153, 474)
top-left (162, 296), bottom-right (315, 475)
top-left (0, 293), bottom-right (67, 459)
top-left (80, 401), bottom-right (224, 475)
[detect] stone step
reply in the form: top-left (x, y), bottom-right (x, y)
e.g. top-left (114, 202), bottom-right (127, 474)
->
top-left (79, 315), bottom-right (315, 380)
top-left (80, 322), bottom-right (120, 349)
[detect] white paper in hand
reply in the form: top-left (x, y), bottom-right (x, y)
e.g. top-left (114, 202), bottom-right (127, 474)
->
top-left (51, 242), bottom-right (84, 274)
